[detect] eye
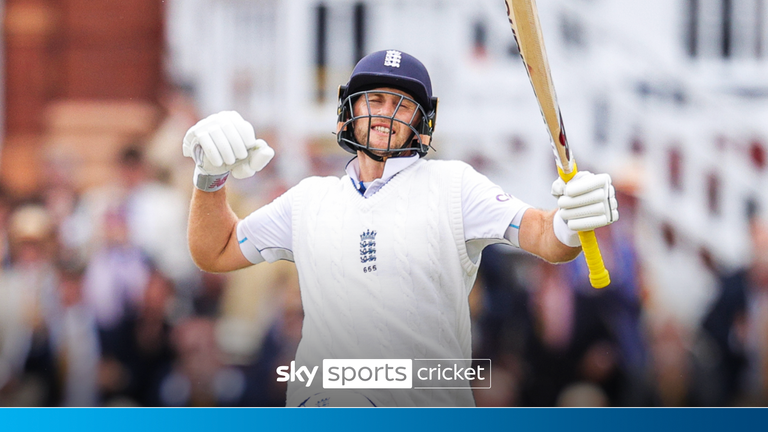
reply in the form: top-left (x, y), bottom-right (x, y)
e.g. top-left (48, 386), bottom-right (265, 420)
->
top-left (399, 99), bottom-right (417, 112)
top-left (367, 94), bottom-right (385, 104)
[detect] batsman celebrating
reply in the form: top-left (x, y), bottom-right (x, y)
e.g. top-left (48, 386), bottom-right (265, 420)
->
top-left (185, 50), bottom-right (618, 407)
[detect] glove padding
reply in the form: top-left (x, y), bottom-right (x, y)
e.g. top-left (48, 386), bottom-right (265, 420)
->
top-left (182, 111), bottom-right (275, 190)
top-left (551, 171), bottom-right (619, 232)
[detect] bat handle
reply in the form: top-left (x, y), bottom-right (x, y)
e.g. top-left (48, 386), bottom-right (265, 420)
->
top-left (578, 230), bottom-right (610, 288)
top-left (559, 165), bottom-right (610, 289)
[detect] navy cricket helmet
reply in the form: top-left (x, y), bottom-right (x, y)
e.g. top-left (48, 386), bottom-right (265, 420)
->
top-left (336, 50), bottom-right (439, 160)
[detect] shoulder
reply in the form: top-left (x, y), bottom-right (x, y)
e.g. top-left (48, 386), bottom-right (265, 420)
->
top-left (294, 175), bottom-right (344, 189)
top-left (288, 175), bottom-right (347, 200)
top-left (420, 158), bottom-right (473, 169)
top-left (417, 158), bottom-right (474, 176)
top-left (399, 159), bottom-right (495, 193)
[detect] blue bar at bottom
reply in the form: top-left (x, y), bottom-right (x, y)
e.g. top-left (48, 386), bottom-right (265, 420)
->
top-left (0, 407), bottom-right (766, 432)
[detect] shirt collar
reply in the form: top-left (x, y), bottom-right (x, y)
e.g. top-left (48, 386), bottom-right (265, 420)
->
top-left (345, 154), bottom-right (420, 197)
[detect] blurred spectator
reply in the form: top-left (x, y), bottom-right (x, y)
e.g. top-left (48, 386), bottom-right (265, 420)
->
top-left (240, 282), bottom-right (304, 407)
top-left (556, 382), bottom-right (609, 407)
top-left (473, 227), bottom-right (650, 407)
top-left (156, 317), bottom-right (246, 407)
top-left (126, 269), bottom-right (175, 406)
top-left (473, 363), bottom-right (517, 407)
top-left (82, 205), bottom-right (151, 358)
top-left (215, 260), bottom-right (301, 390)
top-left (648, 317), bottom-right (692, 406)
top-left (559, 182), bottom-right (653, 406)
top-left (0, 204), bottom-right (60, 406)
top-left (744, 219), bottom-right (768, 404)
top-left (78, 144), bottom-right (198, 291)
top-left (0, 186), bottom-right (11, 268)
top-left (145, 84), bottom-right (199, 198)
top-left (471, 245), bottom-right (532, 406)
top-left (117, 145), bottom-right (197, 290)
top-left (472, 246), bottom-right (532, 362)
top-left (517, 261), bottom-right (627, 407)
top-left (193, 272), bottom-right (227, 318)
top-left (469, 164), bottom-right (654, 407)
top-left (97, 268), bottom-right (176, 407)
top-left (49, 260), bottom-right (100, 407)
top-left (700, 213), bottom-right (768, 406)
top-left (40, 149), bottom-right (92, 269)
top-left (80, 204), bottom-right (149, 404)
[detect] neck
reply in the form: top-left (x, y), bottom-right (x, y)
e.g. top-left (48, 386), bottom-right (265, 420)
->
top-left (357, 151), bottom-right (386, 182)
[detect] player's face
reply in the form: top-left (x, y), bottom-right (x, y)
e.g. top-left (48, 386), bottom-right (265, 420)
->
top-left (352, 88), bottom-right (421, 155)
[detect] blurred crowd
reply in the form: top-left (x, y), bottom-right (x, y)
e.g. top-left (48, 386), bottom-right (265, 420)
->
top-left (0, 93), bottom-right (299, 407)
top-left (1, 94), bottom-right (768, 407)
top-left (471, 187), bottom-right (768, 407)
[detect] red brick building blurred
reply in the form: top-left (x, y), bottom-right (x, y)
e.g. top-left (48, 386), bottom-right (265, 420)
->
top-left (2, 0), bottom-right (165, 197)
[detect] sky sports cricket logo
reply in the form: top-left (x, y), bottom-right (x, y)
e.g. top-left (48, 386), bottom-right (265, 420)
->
top-left (276, 359), bottom-right (491, 390)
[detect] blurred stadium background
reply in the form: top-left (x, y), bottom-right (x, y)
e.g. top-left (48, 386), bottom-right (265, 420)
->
top-left (0, 0), bottom-right (767, 407)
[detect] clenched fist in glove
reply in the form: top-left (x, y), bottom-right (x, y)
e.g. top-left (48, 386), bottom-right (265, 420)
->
top-left (550, 171), bottom-right (619, 247)
top-left (182, 111), bottom-right (275, 192)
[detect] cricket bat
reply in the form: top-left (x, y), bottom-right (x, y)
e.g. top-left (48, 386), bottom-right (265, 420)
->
top-left (504, 0), bottom-right (610, 288)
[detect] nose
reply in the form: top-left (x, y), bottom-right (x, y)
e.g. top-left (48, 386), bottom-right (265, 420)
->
top-left (374, 98), bottom-right (399, 116)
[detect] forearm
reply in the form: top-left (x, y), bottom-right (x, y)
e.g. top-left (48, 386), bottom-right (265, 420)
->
top-left (188, 186), bottom-right (250, 272)
top-left (518, 208), bottom-right (581, 264)
top-left (182, 111), bottom-right (275, 273)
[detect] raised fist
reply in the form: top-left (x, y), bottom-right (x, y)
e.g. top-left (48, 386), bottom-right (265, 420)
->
top-left (183, 111), bottom-right (275, 191)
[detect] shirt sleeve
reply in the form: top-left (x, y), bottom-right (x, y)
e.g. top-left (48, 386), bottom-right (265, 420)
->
top-left (237, 187), bottom-right (296, 263)
top-left (462, 165), bottom-right (532, 248)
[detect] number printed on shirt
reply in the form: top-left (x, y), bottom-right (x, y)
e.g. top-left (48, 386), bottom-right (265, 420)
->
top-left (363, 265), bottom-right (377, 273)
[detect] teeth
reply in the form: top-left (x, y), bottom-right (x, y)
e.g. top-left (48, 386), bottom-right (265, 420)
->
top-left (373, 126), bottom-right (393, 134)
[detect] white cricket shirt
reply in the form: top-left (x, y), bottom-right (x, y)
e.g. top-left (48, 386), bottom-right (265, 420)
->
top-left (237, 155), bottom-right (531, 266)
top-left (237, 156), bottom-right (532, 407)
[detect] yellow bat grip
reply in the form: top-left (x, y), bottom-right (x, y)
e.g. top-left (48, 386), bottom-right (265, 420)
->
top-left (558, 165), bottom-right (611, 289)
top-left (578, 230), bottom-right (610, 288)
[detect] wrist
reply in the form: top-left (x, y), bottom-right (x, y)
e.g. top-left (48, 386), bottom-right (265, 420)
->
top-left (193, 166), bottom-right (230, 192)
top-left (553, 209), bottom-right (581, 248)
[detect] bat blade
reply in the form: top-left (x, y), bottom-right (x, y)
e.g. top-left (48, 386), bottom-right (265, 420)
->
top-left (505, 0), bottom-right (573, 177)
top-left (504, 0), bottom-right (610, 288)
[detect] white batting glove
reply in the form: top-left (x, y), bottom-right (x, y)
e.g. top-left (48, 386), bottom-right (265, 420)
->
top-left (551, 171), bottom-right (619, 247)
top-left (182, 111), bottom-right (275, 192)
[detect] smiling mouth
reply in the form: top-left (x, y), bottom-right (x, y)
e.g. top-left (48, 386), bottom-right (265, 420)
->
top-left (372, 125), bottom-right (394, 135)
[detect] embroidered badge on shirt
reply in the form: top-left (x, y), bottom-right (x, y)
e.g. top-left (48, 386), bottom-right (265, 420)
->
top-left (360, 229), bottom-right (378, 273)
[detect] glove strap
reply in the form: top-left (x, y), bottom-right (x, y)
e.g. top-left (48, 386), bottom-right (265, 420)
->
top-left (553, 209), bottom-right (581, 248)
top-left (194, 166), bottom-right (230, 192)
